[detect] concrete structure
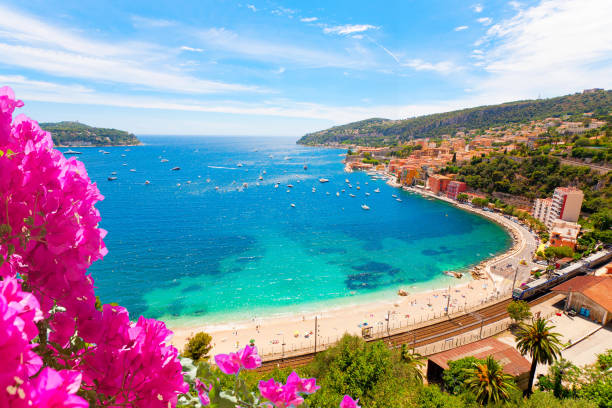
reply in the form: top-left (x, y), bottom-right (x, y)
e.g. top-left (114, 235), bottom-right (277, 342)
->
top-left (533, 198), bottom-right (553, 225)
top-left (552, 276), bottom-right (612, 325)
top-left (549, 220), bottom-right (581, 250)
top-left (400, 165), bottom-right (419, 186)
top-left (551, 187), bottom-right (584, 225)
top-left (427, 174), bottom-right (452, 194)
top-left (534, 188), bottom-right (584, 228)
top-left (446, 180), bottom-right (467, 200)
top-left (426, 338), bottom-right (531, 391)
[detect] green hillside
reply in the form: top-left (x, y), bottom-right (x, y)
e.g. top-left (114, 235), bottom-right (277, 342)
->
top-left (298, 90), bottom-right (612, 146)
top-left (40, 121), bottom-right (141, 147)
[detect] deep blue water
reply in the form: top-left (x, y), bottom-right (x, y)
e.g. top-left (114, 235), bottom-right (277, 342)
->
top-left (63, 136), bottom-right (511, 324)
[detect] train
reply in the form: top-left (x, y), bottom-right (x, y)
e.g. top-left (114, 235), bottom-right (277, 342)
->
top-left (512, 249), bottom-right (612, 301)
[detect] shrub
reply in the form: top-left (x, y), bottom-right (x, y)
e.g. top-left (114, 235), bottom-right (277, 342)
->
top-left (183, 331), bottom-right (213, 361)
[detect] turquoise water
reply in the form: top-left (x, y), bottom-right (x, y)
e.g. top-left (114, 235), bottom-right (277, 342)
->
top-left (66, 136), bottom-right (511, 325)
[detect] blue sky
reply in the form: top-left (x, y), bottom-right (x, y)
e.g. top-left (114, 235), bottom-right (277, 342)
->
top-left (1, 0), bottom-right (611, 136)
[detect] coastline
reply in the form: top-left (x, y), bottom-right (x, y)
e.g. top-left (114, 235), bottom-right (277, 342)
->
top-left (168, 168), bottom-right (535, 357)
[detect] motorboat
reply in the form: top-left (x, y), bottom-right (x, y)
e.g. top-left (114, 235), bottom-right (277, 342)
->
top-left (365, 192), bottom-right (370, 196)
top-left (291, 203), bottom-right (295, 207)
top-left (374, 188), bottom-right (380, 193)
top-left (274, 183), bottom-right (279, 188)
top-left (287, 184), bottom-right (293, 188)
top-left (336, 192), bottom-right (340, 196)
top-left (161, 159), bottom-right (169, 163)
top-left (65, 149), bottom-right (81, 154)
top-left (349, 193), bottom-right (356, 197)
top-left (303, 164), bottom-right (308, 170)
top-left (171, 167), bottom-right (180, 171)
top-left (145, 180), bottom-right (150, 184)
top-left (319, 178), bottom-right (329, 183)
top-left (130, 169), bottom-right (136, 172)
top-left (107, 176), bottom-right (117, 181)
top-left (259, 176), bottom-right (263, 180)
top-left (361, 204), bottom-right (370, 210)
top-left (396, 198), bottom-right (402, 202)
top-left (237, 163), bottom-right (243, 167)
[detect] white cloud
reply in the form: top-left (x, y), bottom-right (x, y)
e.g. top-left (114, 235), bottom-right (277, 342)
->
top-left (454, 25), bottom-right (469, 31)
top-left (352, 34), bottom-right (364, 39)
top-left (477, 17), bottom-right (493, 26)
top-left (0, 5), bottom-right (261, 95)
top-left (271, 7), bottom-right (297, 17)
top-left (300, 17), bottom-right (318, 23)
top-left (180, 46), bottom-right (204, 52)
top-left (508, 1), bottom-right (522, 10)
top-left (472, 4), bottom-right (484, 12)
top-left (247, 4), bottom-right (257, 12)
top-left (274, 67), bottom-right (286, 74)
top-left (323, 24), bottom-right (379, 35)
top-left (131, 16), bottom-right (176, 28)
top-left (403, 59), bottom-right (459, 74)
top-left (471, 0), bottom-right (612, 100)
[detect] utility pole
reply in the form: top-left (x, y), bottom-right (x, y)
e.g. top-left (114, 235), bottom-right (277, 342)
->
top-left (446, 285), bottom-right (451, 316)
top-left (386, 310), bottom-right (390, 339)
top-left (314, 316), bottom-right (318, 354)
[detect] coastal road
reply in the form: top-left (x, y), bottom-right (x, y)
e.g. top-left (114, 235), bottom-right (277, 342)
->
top-left (256, 292), bottom-right (556, 372)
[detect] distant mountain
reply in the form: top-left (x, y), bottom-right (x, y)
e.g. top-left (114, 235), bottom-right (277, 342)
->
top-left (298, 89), bottom-right (612, 146)
top-left (40, 121), bottom-right (141, 147)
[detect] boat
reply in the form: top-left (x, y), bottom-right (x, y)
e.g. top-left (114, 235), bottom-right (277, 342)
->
top-left (121, 154), bottom-right (126, 157)
top-left (297, 180), bottom-right (300, 183)
top-left (341, 189), bottom-right (345, 192)
top-left (237, 163), bottom-right (243, 167)
top-left (129, 169), bottom-right (136, 172)
top-left (284, 156), bottom-right (291, 160)
top-left (145, 180), bottom-right (150, 184)
top-left (336, 192), bottom-right (340, 196)
top-left (365, 192), bottom-right (370, 196)
top-left (361, 204), bottom-right (370, 210)
top-left (206, 178), bottom-right (211, 183)
top-left (243, 182), bottom-right (248, 188)
top-left (356, 186), bottom-right (360, 190)
top-left (125, 149), bottom-right (130, 152)
top-left (392, 194), bottom-right (397, 198)
top-left (263, 170), bottom-right (266, 174)
top-left (290, 203), bottom-right (295, 207)
top-left (171, 167), bottom-right (180, 171)
top-left (187, 181), bottom-right (191, 184)
top-left (287, 184), bottom-right (293, 188)
top-left (111, 171), bottom-right (117, 175)
top-left (215, 186), bottom-right (219, 190)
top-left (122, 163), bottom-right (127, 166)
top-left (64, 149), bottom-right (81, 155)
top-left (161, 159), bottom-right (169, 163)
top-left (259, 176), bottom-right (263, 180)
top-left (312, 188), bottom-right (316, 193)
top-left (396, 198), bottom-right (402, 202)
top-left (303, 164), bottom-right (308, 170)
top-left (107, 176), bottom-right (117, 181)
top-left (345, 179), bottom-right (349, 183)
top-left (319, 178), bottom-right (329, 183)
top-left (102, 151), bottom-right (110, 155)
top-left (274, 183), bottom-right (279, 188)
top-left (348, 184), bottom-right (352, 188)
top-left (349, 193), bottom-right (356, 197)
top-left (374, 188), bottom-right (380, 193)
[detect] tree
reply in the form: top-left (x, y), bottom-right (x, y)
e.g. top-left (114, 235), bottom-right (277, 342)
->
top-left (400, 344), bottom-right (425, 384)
top-left (457, 193), bottom-right (469, 202)
top-left (442, 356), bottom-right (484, 395)
top-left (515, 318), bottom-right (564, 396)
top-left (544, 246), bottom-right (574, 268)
top-left (183, 331), bottom-right (213, 361)
top-left (507, 300), bottom-right (532, 325)
top-left (464, 355), bottom-right (517, 404)
top-left (452, 152), bottom-right (457, 163)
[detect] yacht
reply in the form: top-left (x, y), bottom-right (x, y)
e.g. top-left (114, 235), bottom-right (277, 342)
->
top-left (107, 176), bottom-right (117, 181)
top-left (64, 149), bottom-right (81, 155)
top-left (291, 203), bottom-right (295, 207)
top-left (319, 178), bottom-right (329, 183)
top-left (361, 204), bottom-right (370, 210)
top-left (365, 192), bottom-right (370, 196)
top-left (396, 198), bottom-right (402, 202)
top-left (345, 179), bottom-right (349, 183)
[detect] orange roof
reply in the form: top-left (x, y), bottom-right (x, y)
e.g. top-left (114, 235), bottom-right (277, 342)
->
top-left (428, 338), bottom-right (530, 376)
top-left (552, 276), bottom-right (612, 312)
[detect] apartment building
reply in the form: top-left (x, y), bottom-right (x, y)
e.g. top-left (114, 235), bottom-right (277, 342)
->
top-left (533, 187), bottom-right (584, 228)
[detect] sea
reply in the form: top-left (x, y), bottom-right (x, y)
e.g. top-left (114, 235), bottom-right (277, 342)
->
top-left (62, 136), bottom-right (511, 327)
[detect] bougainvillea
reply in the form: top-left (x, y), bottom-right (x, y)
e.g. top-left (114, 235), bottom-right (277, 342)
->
top-left (0, 86), bottom-right (187, 406)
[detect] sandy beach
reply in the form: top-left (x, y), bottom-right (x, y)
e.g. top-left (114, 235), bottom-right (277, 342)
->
top-left (168, 173), bottom-right (537, 358)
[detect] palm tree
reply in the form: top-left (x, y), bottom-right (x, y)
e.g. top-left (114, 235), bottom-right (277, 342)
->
top-left (464, 355), bottom-right (517, 404)
top-left (515, 317), bottom-right (563, 396)
top-left (400, 344), bottom-right (425, 384)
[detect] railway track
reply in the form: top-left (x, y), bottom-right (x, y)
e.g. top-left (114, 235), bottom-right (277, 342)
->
top-left (256, 292), bottom-right (557, 372)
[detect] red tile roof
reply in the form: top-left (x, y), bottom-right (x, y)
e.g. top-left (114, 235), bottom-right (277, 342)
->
top-left (428, 338), bottom-right (530, 376)
top-left (552, 276), bottom-right (612, 312)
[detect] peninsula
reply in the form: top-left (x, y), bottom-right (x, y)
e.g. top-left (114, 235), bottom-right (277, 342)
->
top-left (40, 121), bottom-right (141, 147)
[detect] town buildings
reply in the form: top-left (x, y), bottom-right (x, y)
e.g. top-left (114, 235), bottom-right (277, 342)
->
top-left (549, 219), bottom-right (581, 250)
top-left (533, 187), bottom-right (584, 228)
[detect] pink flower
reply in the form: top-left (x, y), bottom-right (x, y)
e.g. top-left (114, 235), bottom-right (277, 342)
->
top-left (195, 378), bottom-right (212, 406)
top-left (214, 344), bottom-right (262, 374)
top-left (285, 371), bottom-right (320, 394)
top-left (28, 368), bottom-right (88, 408)
top-left (340, 395), bottom-right (361, 408)
top-left (258, 378), bottom-right (304, 408)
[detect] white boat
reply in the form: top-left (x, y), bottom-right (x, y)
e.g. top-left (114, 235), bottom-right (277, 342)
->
top-left (303, 164), bottom-right (308, 170)
top-left (274, 183), bottom-right (279, 188)
top-left (259, 176), bottom-right (263, 180)
top-left (161, 159), bottom-right (169, 163)
top-left (341, 189), bottom-right (345, 192)
top-left (326, 192), bottom-right (330, 195)
top-left (215, 186), bottom-right (219, 190)
top-left (107, 176), bottom-right (117, 181)
top-left (145, 180), bottom-right (150, 184)
top-left (392, 194), bottom-right (397, 198)
top-left (365, 192), bottom-right (370, 196)
top-left (206, 178), bottom-right (211, 183)
top-left (297, 180), bottom-right (300, 183)
top-left (121, 154), bottom-right (126, 157)
top-left (65, 149), bottom-right (81, 154)
top-left (374, 188), bottom-right (380, 193)
top-left (349, 193), bottom-right (356, 197)
top-left (187, 181), bottom-right (191, 184)
top-left (312, 188), bottom-right (316, 193)
top-left (111, 171), bottom-right (117, 175)
top-left (319, 178), bottom-right (329, 183)
top-left (237, 163), bottom-right (243, 167)
top-left (286, 190), bottom-right (290, 193)
top-left (243, 182), bottom-right (248, 188)
top-left (129, 169), bottom-right (136, 172)
top-left (263, 170), bottom-right (266, 174)
top-left (361, 204), bottom-right (370, 210)
top-left (345, 179), bottom-right (349, 183)
top-left (291, 203), bottom-right (295, 207)
top-left (336, 192), bottom-right (340, 196)
top-left (284, 156), bottom-right (291, 160)
top-left (396, 198), bottom-right (402, 202)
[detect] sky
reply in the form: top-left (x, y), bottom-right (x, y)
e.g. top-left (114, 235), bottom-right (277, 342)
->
top-left (0, 0), bottom-right (611, 136)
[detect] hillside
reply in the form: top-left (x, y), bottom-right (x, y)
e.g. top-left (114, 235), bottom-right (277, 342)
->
top-left (40, 121), bottom-right (141, 147)
top-left (298, 89), bottom-right (612, 146)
